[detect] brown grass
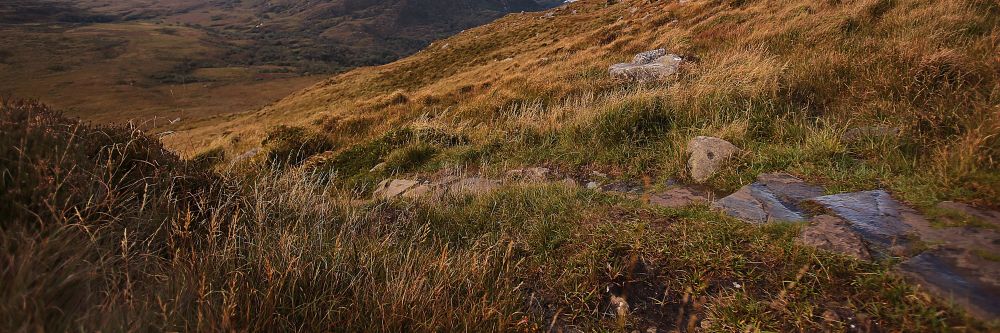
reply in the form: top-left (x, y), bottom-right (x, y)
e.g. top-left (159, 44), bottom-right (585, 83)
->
top-left (3, 99), bottom-right (995, 331)
top-left (175, 0), bottom-right (999, 207)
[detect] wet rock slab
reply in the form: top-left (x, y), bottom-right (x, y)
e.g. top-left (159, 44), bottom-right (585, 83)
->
top-left (898, 248), bottom-right (1000, 321)
top-left (807, 190), bottom-right (916, 255)
top-left (712, 172), bottom-right (824, 223)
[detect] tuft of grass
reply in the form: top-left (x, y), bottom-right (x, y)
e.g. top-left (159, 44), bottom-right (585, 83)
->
top-left (260, 125), bottom-right (336, 167)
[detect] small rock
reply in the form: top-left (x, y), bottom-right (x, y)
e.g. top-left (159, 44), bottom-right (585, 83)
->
top-left (373, 179), bottom-right (420, 199)
top-left (686, 136), bottom-right (739, 183)
top-left (586, 181), bottom-right (600, 189)
top-left (610, 51), bottom-right (685, 81)
top-left (369, 162), bottom-right (386, 172)
top-left (798, 215), bottom-right (872, 260)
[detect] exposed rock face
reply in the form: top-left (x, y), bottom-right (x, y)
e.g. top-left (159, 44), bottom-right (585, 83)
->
top-left (807, 190), bottom-right (917, 256)
top-left (898, 248), bottom-right (1000, 321)
top-left (805, 190), bottom-right (1000, 321)
top-left (609, 49), bottom-right (684, 81)
top-left (686, 136), bottom-right (739, 183)
top-left (798, 215), bottom-right (872, 260)
top-left (712, 172), bottom-right (822, 223)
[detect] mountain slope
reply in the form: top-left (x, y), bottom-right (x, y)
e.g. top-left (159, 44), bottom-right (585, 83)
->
top-left (4, 0), bottom-right (1000, 330)
top-left (0, 0), bottom-right (557, 128)
top-left (67, 0), bottom-right (561, 71)
top-left (178, 0), bottom-right (999, 207)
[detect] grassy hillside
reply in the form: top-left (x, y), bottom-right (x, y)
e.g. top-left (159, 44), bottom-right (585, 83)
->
top-left (0, 98), bottom-right (988, 331)
top-left (177, 0), bottom-right (999, 209)
top-left (3, 0), bottom-right (1000, 331)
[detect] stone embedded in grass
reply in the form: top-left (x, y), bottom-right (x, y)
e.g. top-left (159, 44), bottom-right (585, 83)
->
top-left (686, 136), bottom-right (739, 183)
top-left (631, 48), bottom-right (667, 64)
top-left (609, 49), bottom-right (684, 81)
top-left (898, 248), bottom-right (1000, 321)
top-left (712, 172), bottom-right (822, 223)
top-left (933, 201), bottom-right (1000, 228)
top-left (807, 190), bottom-right (917, 256)
top-left (373, 179), bottom-right (420, 199)
top-left (798, 215), bottom-right (872, 260)
top-left (647, 187), bottom-right (709, 208)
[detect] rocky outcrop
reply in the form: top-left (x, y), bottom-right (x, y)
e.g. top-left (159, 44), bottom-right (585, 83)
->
top-left (897, 248), bottom-right (1000, 321)
top-left (798, 215), bottom-right (872, 260)
top-left (807, 190), bottom-right (917, 256)
top-left (712, 172), bottom-right (822, 223)
top-left (686, 136), bottom-right (739, 183)
top-left (609, 49), bottom-right (684, 81)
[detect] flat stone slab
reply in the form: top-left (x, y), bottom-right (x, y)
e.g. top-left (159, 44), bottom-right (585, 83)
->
top-left (712, 172), bottom-right (823, 223)
top-left (898, 248), bottom-right (1000, 321)
top-left (934, 201), bottom-right (1000, 229)
top-left (798, 215), bottom-right (872, 260)
top-left (373, 179), bottom-right (420, 199)
top-left (807, 190), bottom-right (916, 255)
top-left (647, 187), bottom-right (709, 208)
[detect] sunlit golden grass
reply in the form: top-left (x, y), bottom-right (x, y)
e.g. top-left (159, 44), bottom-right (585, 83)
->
top-left (6, 98), bottom-right (1000, 330)
top-left (173, 0), bottom-right (998, 208)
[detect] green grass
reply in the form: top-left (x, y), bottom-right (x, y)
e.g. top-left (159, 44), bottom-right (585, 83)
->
top-left (6, 100), bottom-right (991, 331)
